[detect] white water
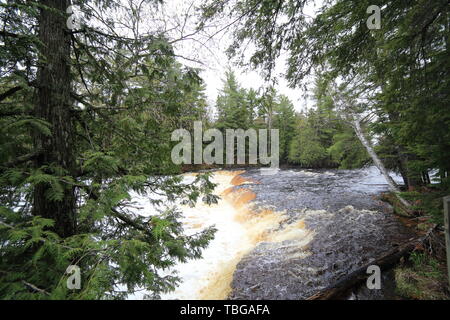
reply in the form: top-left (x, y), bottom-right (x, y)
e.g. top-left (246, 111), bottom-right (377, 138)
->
top-left (159, 173), bottom-right (251, 300)
top-left (126, 166), bottom-right (402, 300)
top-left (127, 171), bottom-right (311, 300)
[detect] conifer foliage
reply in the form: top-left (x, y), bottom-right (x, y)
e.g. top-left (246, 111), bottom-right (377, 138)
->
top-left (0, 0), bottom-right (216, 299)
top-left (202, 0), bottom-right (450, 185)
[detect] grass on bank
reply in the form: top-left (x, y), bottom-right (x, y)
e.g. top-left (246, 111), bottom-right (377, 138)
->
top-left (384, 182), bottom-right (450, 300)
top-left (395, 252), bottom-right (449, 300)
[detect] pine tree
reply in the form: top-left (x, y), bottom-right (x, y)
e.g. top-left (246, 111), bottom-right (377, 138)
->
top-left (0, 1), bottom-right (216, 299)
top-left (273, 95), bottom-right (296, 163)
top-left (202, 0), bottom-right (450, 184)
top-left (215, 69), bottom-right (250, 130)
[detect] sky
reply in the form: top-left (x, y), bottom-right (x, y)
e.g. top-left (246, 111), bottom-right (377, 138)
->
top-left (162, 0), bottom-right (323, 113)
top-left (89, 0), bottom-right (323, 113)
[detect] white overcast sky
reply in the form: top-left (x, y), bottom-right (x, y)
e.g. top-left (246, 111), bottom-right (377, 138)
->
top-left (91, 0), bottom-right (323, 113)
top-left (161, 0), bottom-right (323, 113)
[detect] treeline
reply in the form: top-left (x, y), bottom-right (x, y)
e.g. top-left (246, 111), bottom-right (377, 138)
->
top-left (201, 0), bottom-right (450, 192)
top-left (1, 0), bottom-right (449, 300)
top-left (202, 70), bottom-right (369, 169)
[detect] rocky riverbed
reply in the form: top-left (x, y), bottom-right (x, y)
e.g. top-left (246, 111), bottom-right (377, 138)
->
top-left (131, 166), bottom-right (414, 300)
top-left (229, 167), bottom-right (413, 299)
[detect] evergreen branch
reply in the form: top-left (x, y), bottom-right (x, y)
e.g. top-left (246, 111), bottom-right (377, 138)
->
top-left (78, 181), bottom-right (154, 238)
top-left (0, 270), bottom-right (50, 296)
top-left (110, 207), bottom-right (154, 238)
top-left (0, 221), bottom-right (14, 229)
top-left (0, 108), bottom-right (29, 117)
top-left (409, 1), bottom-right (449, 41)
top-left (0, 86), bottom-right (23, 103)
top-left (1, 149), bottom-right (43, 169)
top-left (0, 220), bottom-right (75, 250)
top-left (0, 30), bottom-right (22, 39)
top-left (200, 0), bottom-right (263, 45)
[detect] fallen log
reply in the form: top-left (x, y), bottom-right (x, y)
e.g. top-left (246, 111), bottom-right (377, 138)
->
top-left (307, 225), bottom-right (437, 300)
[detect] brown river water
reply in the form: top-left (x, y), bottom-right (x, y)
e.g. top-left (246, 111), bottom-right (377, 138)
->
top-left (130, 167), bottom-right (414, 300)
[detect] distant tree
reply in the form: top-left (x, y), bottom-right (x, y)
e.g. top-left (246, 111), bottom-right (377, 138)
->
top-left (215, 69), bottom-right (250, 130)
top-left (202, 0), bottom-right (450, 185)
top-left (288, 113), bottom-right (329, 168)
top-left (273, 95), bottom-right (296, 163)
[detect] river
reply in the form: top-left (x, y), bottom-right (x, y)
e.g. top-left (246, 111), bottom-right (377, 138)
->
top-left (129, 166), bottom-right (413, 300)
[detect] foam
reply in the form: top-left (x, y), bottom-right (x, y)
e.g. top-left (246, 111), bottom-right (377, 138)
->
top-left (160, 171), bottom-right (314, 300)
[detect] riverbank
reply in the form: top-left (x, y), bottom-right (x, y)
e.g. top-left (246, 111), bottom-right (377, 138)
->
top-left (380, 188), bottom-right (450, 300)
top-left (231, 168), bottom-right (450, 300)
top-left (226, 167), bottom-right (415, 299)
top-left (132, 166), bottom-right (448, 300)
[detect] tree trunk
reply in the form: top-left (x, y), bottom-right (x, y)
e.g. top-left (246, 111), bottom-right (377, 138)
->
top-left (397, 157), bottom-right (409, 187)
top-left (384, 111), bottom-right (422, 190)
top-left (33, 0), bottom-right (77, 238)
top-left (351, 115), bottom-right (411, 208)
top-left (397, 151), bottom-right (423, 190)
top-left (421, 171), bottom-right (431, 185)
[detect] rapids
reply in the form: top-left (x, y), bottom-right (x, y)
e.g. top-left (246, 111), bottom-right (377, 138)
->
top-left (130, 166), bottom-right (413, 300)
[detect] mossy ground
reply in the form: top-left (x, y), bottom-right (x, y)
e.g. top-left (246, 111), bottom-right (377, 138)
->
top-left (395, 252), bottom-right (449, 300)
top-left (380, 182), bottom-right (450, 300)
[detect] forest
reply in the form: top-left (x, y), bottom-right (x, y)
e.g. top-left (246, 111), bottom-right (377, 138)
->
top-left (0, 0), bottom-right (449, 300)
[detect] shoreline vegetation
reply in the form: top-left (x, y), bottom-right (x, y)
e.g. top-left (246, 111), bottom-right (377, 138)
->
top-left (1, 0), bottom-right (449, 300)
top-left (382, 188), bottom-right (450, 300)
top-left (183, 164), bottom-right (450, 300)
